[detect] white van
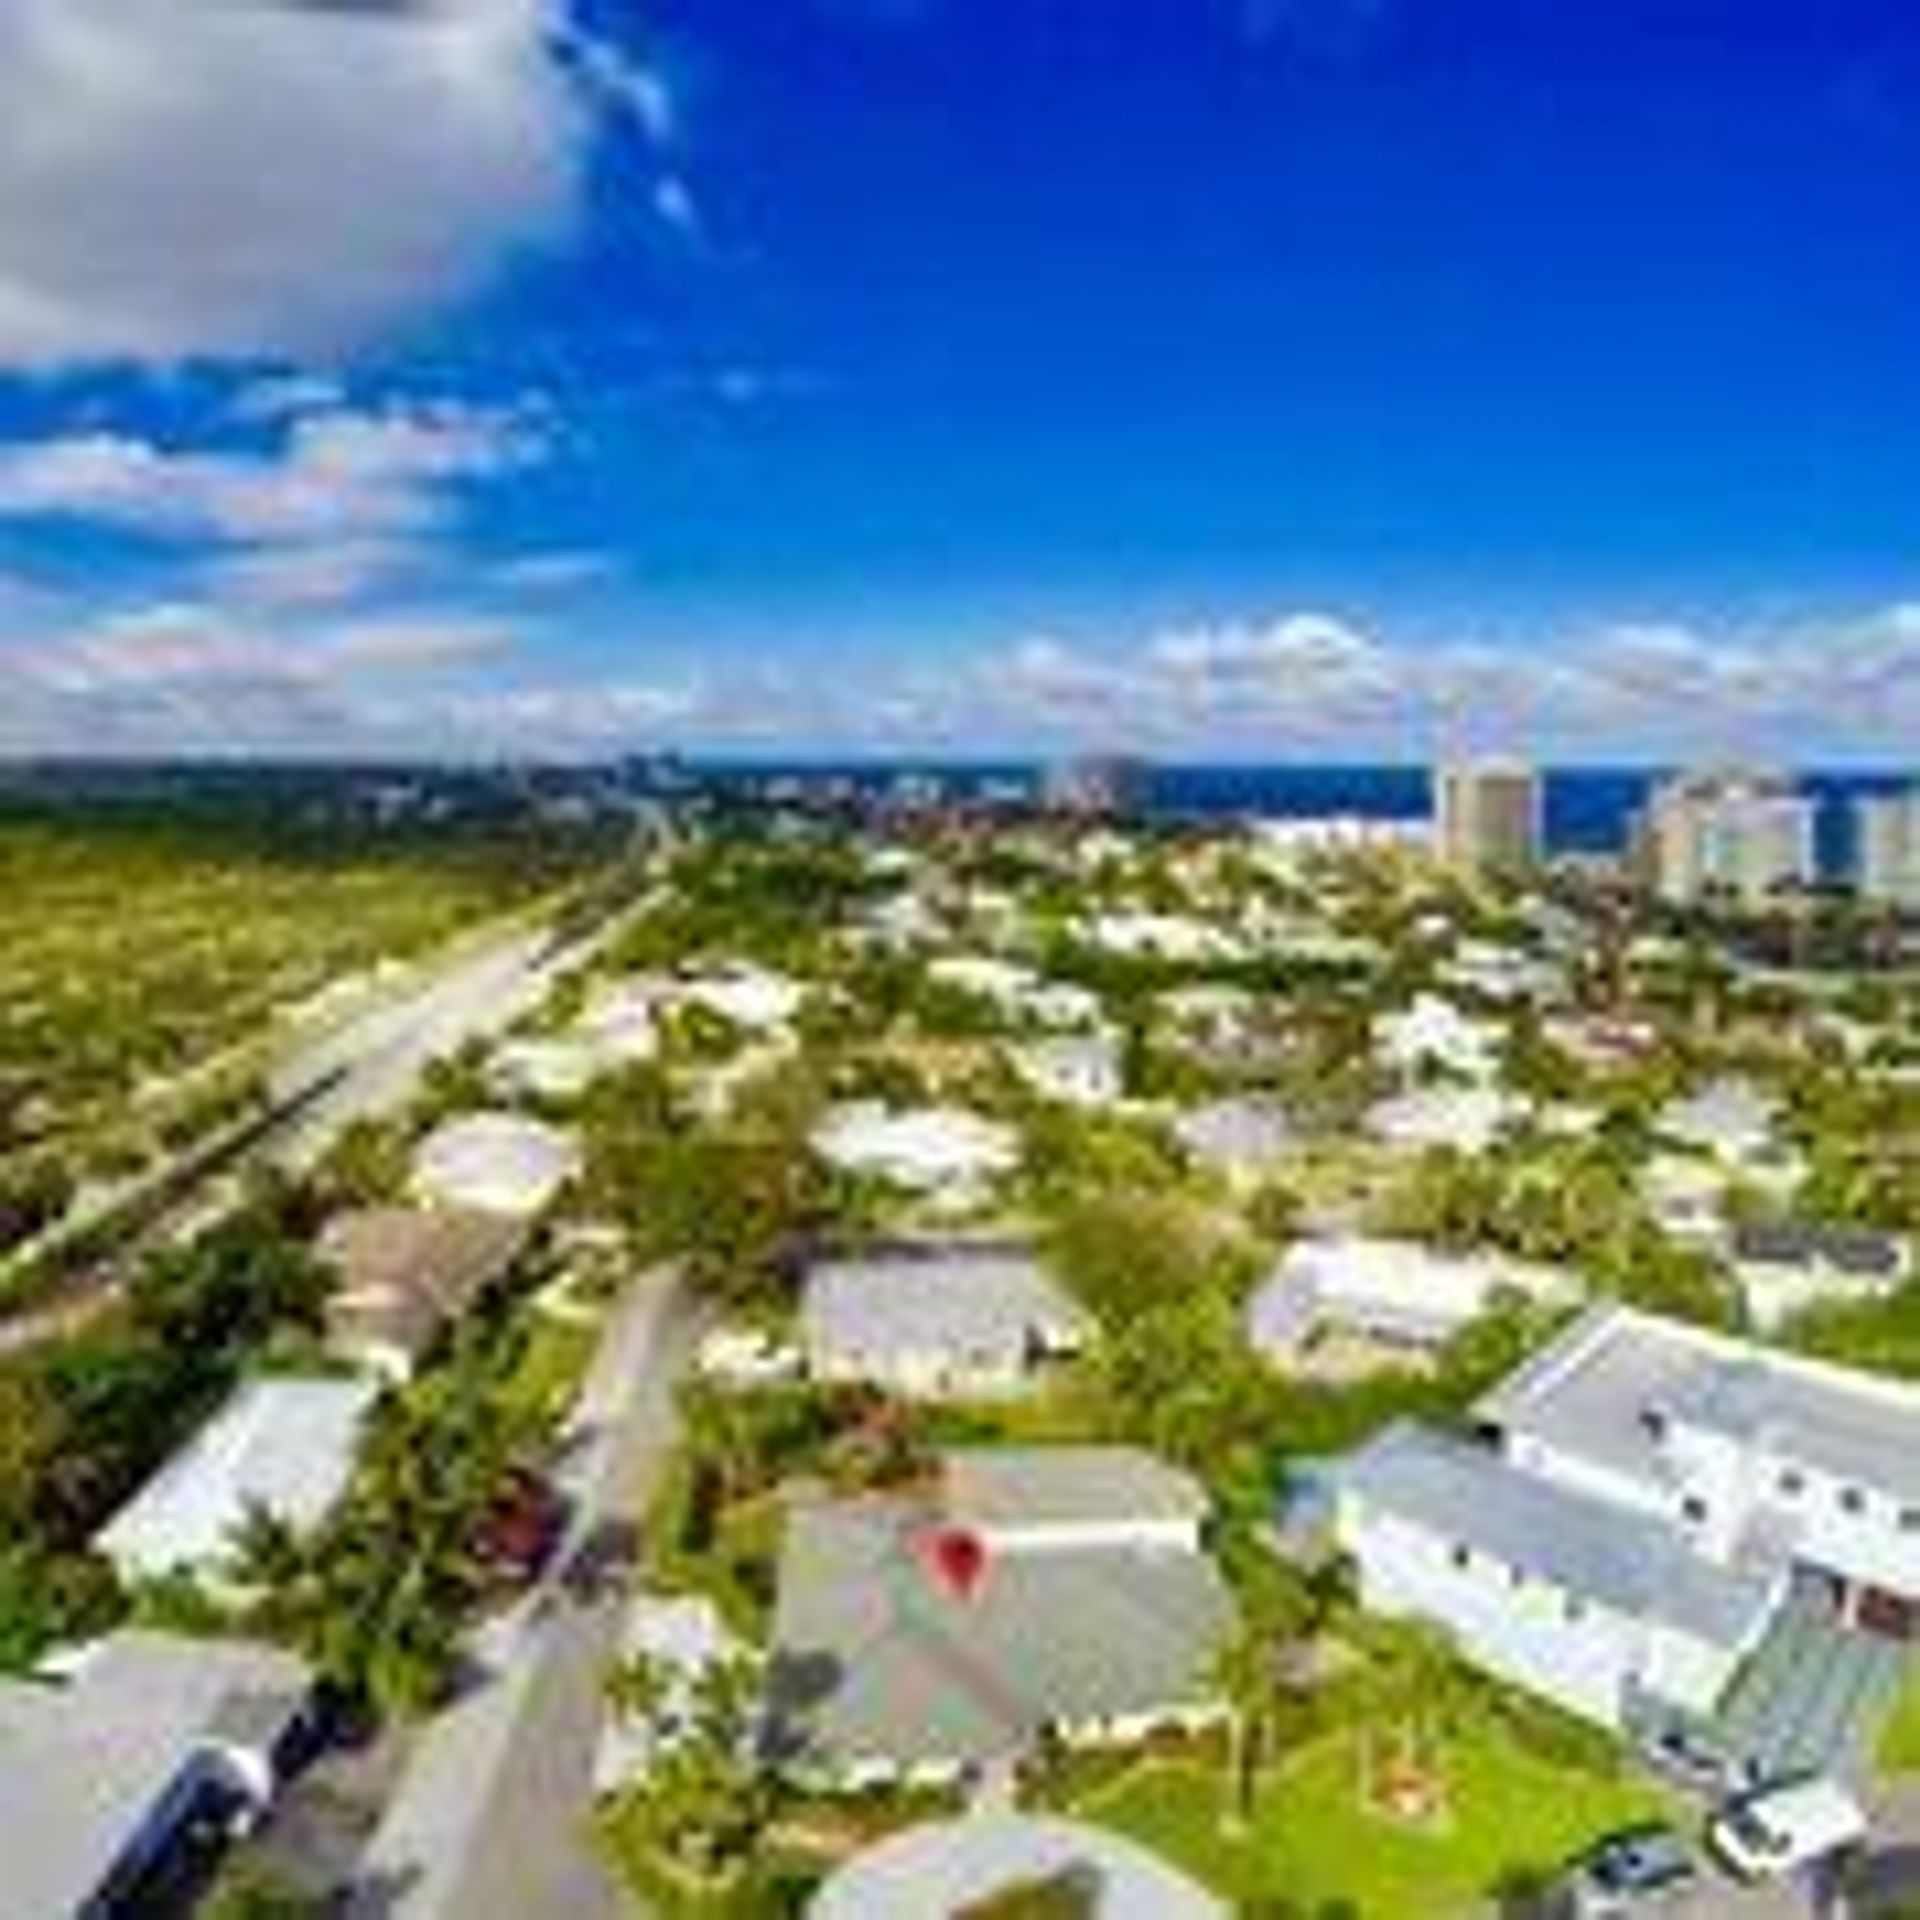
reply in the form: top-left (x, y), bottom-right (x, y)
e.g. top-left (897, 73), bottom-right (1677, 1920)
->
top-left (1706, 1775), bottom-right (1867, 1882)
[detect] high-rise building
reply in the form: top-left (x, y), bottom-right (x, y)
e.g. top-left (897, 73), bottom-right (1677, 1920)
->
top-left (1432, 759), bottom-right (1543, 877)
top-left (1042, 754), bottom-right (1151, 819)
top-left (1856, 788), bottom-right (1920, 912)
top-left (1637, 770), bottom-right (1817, 909)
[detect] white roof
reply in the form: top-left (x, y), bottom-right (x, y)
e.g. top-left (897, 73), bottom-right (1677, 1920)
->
top-left (813, 1102), bottom-right (1018, 1192)
top-left (1173, 1097), bottom-right (1294, 1172)
top-left (1659, 1078), bottom-right (1781, 1162)
top-left (1249, 1236), bottom-right (1576, 1356)
top-left (1374, 992), bottom-right (1501, 1080)
top-left (1083, 911), bottom-right (1241, 962)
top-left (575, 981), bottom-right (663, 1054)
top-left (490, 1036), bottom-right (602, 1101)
top-left (1480, 1302), bottom-right (1920, 1508)
top-left (94, 1375), bottom-right (377, 1584)
top-left (411, 1110), bottom-right (579, 1217)
top-left (1366, 1082), bottom-right (1520, 1152)
top-left (678, 965), bottom-right (805, 1030)
top-left (1011, 1034), bottom-right (1124, 1104)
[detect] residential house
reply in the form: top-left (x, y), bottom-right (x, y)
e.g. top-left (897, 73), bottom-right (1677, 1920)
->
top-left (809, 1810), bottom-right (1223, 1920)
top-left (1247, 1237), bottom-right (1576, 1372)
top-left (95, 1375), bottom-right (378, 1589)
top-left (765, 1447), bottom-right (1234, 1785)
top-left (812, 1102), bottom-right (1019, 1214)
top-left (0, 1630), bottom-right (313, 1920)
top-left (1365, 1082), bottom-right (1522, 1155)
top-left (1010, 1033), bottom-right (1126, 1109)
top-left (800, 1245), bottom-right (1089, 1399)
top-left (410, 1110), bottom-right (579, 1219)
top-left (1172, 1097), bottom-right (1295, 1188)
top-left (318, 1205), bottom-right (527, 1380)
top-left (1729, 1222), bottom-right (1912, 1335)
top-left (1333, 1303), bottom-right (1920, 1747)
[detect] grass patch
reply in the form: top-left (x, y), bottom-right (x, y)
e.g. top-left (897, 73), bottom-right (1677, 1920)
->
top-left (499, 1308), bottom-right (601, 1429)
top-left (1878, 1657), bottom-right (1920, 1776)
top-left (1074, 1730), bottom-right (1668, 1918)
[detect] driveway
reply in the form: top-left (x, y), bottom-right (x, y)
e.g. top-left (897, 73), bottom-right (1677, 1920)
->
top-left (349, 1264), bottom-right (700, 1920)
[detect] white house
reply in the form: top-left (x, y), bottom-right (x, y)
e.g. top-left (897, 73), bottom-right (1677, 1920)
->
top-left (811, 1102), bottom-right (1019, 1213)
top-left (1373, 993), bottom-right (1502, 1084)
top-left (95, 1376), bottom-right (378, 1588)
top-left (489, 1036), bottom-right (604, 1103)
top-left (809, 1809), bottom-right (1223, 1920)
top-left (677, 964), bottom-right (806, 1033)
top-left (1247, 1236), bottom-right (1577, 1367)
top-left (1337, 1420), bottom-right (1779, 1728)
top-left (410, 1110), bottom-right (579, 1219)
top-left (925, 956), bottom-right (1102, 1032)
top-left (1657, 1079), bottom-right (1801, 1195)
top-left (1011, 1033), bottom-right (1126, 1109)
top-left (1365, 1082), bottom-right (1522, 1154)
top-left (1334, 1303), bottom-right (1920, 1742)
top-left (592, 1591), bottom-right (738, 1795)
top-left (801, 1246), bottom-right (1089, 1398)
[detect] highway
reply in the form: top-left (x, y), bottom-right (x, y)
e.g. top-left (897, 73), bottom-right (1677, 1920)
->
top-left (0, 909), bottom-right (613, 1357)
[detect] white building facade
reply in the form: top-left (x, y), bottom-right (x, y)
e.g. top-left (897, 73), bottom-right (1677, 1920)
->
top-left (1334, 1305), bottom-right (1920, 1737)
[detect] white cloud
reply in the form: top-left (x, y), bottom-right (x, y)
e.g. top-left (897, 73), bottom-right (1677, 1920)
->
top-left (0, 0), bottom-right (662, 370)
top-left (0, 399), bottom-right (539, 608)
top-left (7, 595), bottom-right (1920, 764)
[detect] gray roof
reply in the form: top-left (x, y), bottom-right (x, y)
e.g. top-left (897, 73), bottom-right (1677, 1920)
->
top-left (0, 1632), bottom-right (309, 1920)
top-left (1656, 1354), bottom-right (1920, 1505)
top-left (809, 1810), bottom-right (1223, 1919)
top-left (945, 1447), bottom-right (1211, 1532)
top-left (1731, 1221), bottom-right (1906, 1279)
top-left (767, 1489), bottom-right (1234, 1772)
top-left (1172, 1098), bottom-right (1294, 1171)
top-left (1474, 1303), bottom-right (1700, 1489)
top-left (1480, 1303), bottom-right (1920, 1508)
top-left (1337, 1422), bottom-right (1778, 1650)
top-left (802, 1247), bottom-right (1087, 1379)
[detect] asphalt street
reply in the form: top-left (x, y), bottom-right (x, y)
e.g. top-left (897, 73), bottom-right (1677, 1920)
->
top-left (349, 1264), bottom-right (699, 1920)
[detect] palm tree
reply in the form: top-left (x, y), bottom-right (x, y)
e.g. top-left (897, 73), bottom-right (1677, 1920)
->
top-left (604, 1649), bottom-right (674, 1734)
top-left (1211, 1618), bottom-right (1278, 1830)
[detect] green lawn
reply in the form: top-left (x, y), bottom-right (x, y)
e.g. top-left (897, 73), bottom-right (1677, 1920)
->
top-left (500, 1308), bottom-right (601, 1430)
top-left (1878, 1657), bottom-right (1920, 1775)
top-left (1075, 1731), bottom-right (1669, 1918)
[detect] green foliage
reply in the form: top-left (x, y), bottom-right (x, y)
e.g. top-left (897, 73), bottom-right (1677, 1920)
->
top-left (0, 803), bottom-right (589, 1169)
top-left (244, 1319), bottom-right (551, 1719)
top-left (582, 1065), bottom-right (826, 1307)
top-left (602, 1652), bottom-right (777, 1880)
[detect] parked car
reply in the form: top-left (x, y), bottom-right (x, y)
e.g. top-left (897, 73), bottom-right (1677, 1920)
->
top-left (1562, 1823), bottom-right (1700, 1917)
top-left (1639, 1721), bottom-right (1736, 1796)
top-left (1707, 1775), bottom-right (1867, 1883)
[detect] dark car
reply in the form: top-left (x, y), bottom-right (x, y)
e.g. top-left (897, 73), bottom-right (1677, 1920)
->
top-left (1563, 1824), bottom-right (1700, 1917)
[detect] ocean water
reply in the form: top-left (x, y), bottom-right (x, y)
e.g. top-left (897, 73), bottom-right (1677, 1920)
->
top-left (695, 759), bottom-right (1913, 875)
top-left (1151, 765), bottom-right (1910, 872)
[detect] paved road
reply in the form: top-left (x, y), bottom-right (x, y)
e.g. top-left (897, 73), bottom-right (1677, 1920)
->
top-left (349, 1266), bottom-right (699, 1920)
top-left (267, 923), bottom-right (574, 1174)
top-left (0, 917), bottom-right (601, 1358)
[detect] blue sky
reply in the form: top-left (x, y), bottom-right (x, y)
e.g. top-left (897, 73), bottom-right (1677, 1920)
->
top-left (0, 0), bottom-right (1918, 760)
